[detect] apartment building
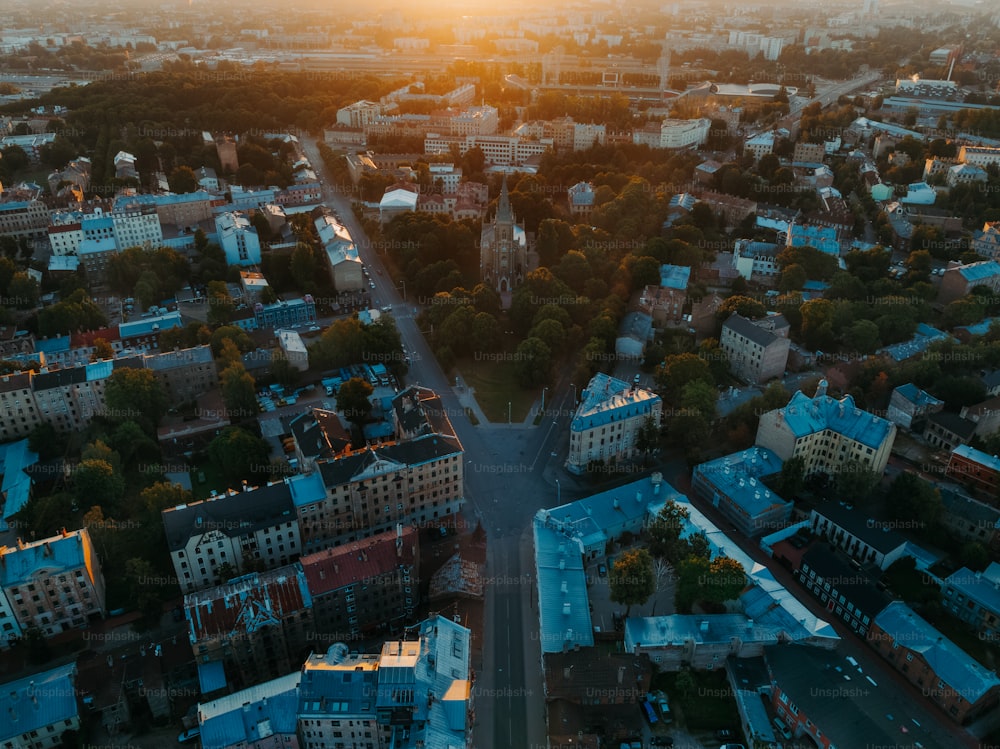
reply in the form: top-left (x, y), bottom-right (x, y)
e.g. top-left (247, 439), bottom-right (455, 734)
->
top-left (731, 240), bottom-right (782, 280)
top-left (886, 383), bottom-right (944, 429)
top-left (197, 672), bottom-right (301, 749)
top-left (796, 544), bottom-right (891, 637)
top-left (755, 380), bottom-right (896, 475)
top-left (939, 260), bottom-right (1000, 305)
top-left (808, 503), bottom-right (907, 570)
top-left (185, 566), bottom-right (314, 685)
top-left (971, 221), bottom-right (1000, 262)
top-left (423, 133), bottom-right (552, 166)
top-left (566, 373), bottom-right (662, 475)
top-left (0, 199), bottom-right (50, 241)
top-left (337, 100), bottom-right (385, 129)
top-left (302, 436), bottom-right (465, 553)
top-left (957, 145), bottom-right (1000, 169)
top-left (216, 212), bottom-right (261, 267)
top-left (0, 664), bottom-right (80, 749)
top-left (143, 345), bottom-right (217, 402)
top-left (869, 601), bottom-right (1000, 723)
top-left (162, 482), bottom-right (302, 594)
top-left (941, 563), bottom-right (1000, 641)
top-left (719, 313), bottom-right (791, 385)
top-left (0, 529), bottom-right (106, 638)
top-left (0, 372), bottom-right (42, 441)
top-left (300, 525), bottom-right (418, 643)
top-left (939, 487), bottom-right (1000, 553)
top-left (633, 118), bottom-right (710, 150)
top-left (288, 408), bottom-right (352, 474)
top-left (297, 649), bottom-right (383, 749)
top-left (30, 360), bottom-right (116, 432)
top-left (946, 444), bottom-right (1000, 497)
top-left (691, 447), bottom-right (790, 537)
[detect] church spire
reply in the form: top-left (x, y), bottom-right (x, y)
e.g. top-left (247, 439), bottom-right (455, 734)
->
top-left (496, 173), bottom-right (513, 224)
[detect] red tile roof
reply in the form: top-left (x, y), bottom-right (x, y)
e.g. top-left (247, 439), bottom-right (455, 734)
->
top-left (186, 567), bottom-right (309, 640)
top-left (300, 526), bottom-right (417, 596)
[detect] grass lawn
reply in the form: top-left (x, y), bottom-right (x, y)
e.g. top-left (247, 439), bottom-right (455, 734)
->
top-left (652, 669), bottom-right (738, 730)
top-left (458, 357), bottom-right (538, 423)
top-left (189, 460), bottom-right (229, 501)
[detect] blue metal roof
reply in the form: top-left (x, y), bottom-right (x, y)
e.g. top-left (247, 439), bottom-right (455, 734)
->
top-left (533, 517), bottom-right (594, 653)
top-left (952, 443), bottom-right (1000, 473)
top-left (960, 260), bottom-right (1000, 282)
top-left (776, 390), bottom-right (894, 449)
top-left (34, 336), bottom-right (70, 355)
top-left (0, 439), bottom-right (39, 528)
top-left (197, 660), bottom-right (227, 695)
top-left (893, 383), bottom-right (942, 408)
top-left (0, 663), bottom-right (78, 743)
top-left (286, 471), bottom-right (326, 509)
top-left (693, 448), bottom-right (788, 518)
top-left (199, 672), bottom-right (301, 749)
top-left (0, 531), bottom-right (91, 588)
top-left (659, 264), bottom-right (691, 289)
top-left (570, 373), bottom-right (661, 432)
top-left (874, 601), bottom-right (1000, 702)
top-left (119, 311), bottom-right (183, 338)
top-left (945, 564), bottom-right (1000, 619)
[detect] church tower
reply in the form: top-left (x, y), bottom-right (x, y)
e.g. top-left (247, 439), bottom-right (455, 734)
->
top-left (480, 174), bottom-right (526, 295)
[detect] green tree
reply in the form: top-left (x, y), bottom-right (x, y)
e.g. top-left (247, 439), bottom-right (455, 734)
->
top-left (220, 362), bottom-right (259, 421)
top-left (168, 165), bottom-right (198, 193)
top-left (675, 555), bottom-right (710, 613)
top-left (270, 350), bottom-right (299, 388)
top-left (776, 455), bottom-right (806, 497)
top-left (210, 325), bottom-right (253, 357)
top-left (799, 298), bottom-right (836, 350)
top-left (679, 379), bottom-right (717, 421)
top-left (124, 557), bottom-right (163, 623)
top-left (833, 459), bottom-right (881, 503)
top-left (336, 376), bottom-right (374, 426)
top-left (647, 501), bottom-right (691, 564)
top-left (7, 272), bottom-right (39, 309)
top-left (844, 319), bottom-right (882, 355)
top-left (139, 482), bottom-right (193, 516)
top-left (717, 295), bottom-right (767, 321)
top-left (514, 337), bottom-right (553, 388)
top-left (73, 459), bottom-right (125, 508)
top-left (779, 263), bottom-right (807, 293)
top-left (656, 352), bottom-right (714, 394)
top-left (885, 472), bottom-right (943, 529)
top-left (959, 542), bottom-right (989, 571)
top-left (702, 556), bottom-right (747, 603)
top-left (104, 368), bottom-right (168, 431)
top-left (27, 423), bottom-right (67, 461)
top-left (208, 427), bottom-right (270, 486)
top-left (290, 243), bottom-right (318, 290)
top-left (90, 337), bottom-right (115, 362)
top-left (608, 548), bottom-right (656, 617)
top-left (634, 415), bottom-right (660, 458)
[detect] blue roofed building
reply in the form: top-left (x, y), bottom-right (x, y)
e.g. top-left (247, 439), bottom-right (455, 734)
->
top-left (199, 672), bottom-right (301, 749)
top-left (808, 501), bottom-right (909, 570)
top-left (754, 379), bottom-right (896, 475)
top-left (566, 373), bottom-right (662, 475)
top-left (787, 222), bottom-right (840, 255)
top-left (118, 311), bottom-right (183, 352)
top-left (539, 472), bottom-right (680, 560)
top-left (947, 443), bottom-right (1000, 495)
top-left (297, 647), bottom-right (381, 746)
top-left (940, 259), bottom-right (1000, 305)
top-left (691, 447), bottom-right (790, 537)
top-left (0, 663), bottom-right (80, 749)
top-left (887, 383), bottom-right (944, 429)
top-left (533, 512), bottom-right (595, 654)
top-left (870, 601), bottom-right (1000, 723)
top-left (0, 529), bottom-right (106, 640)
top-left (659, 263), bottom-right (691, 290)
top-left (878, 323), bottom-right (952, 362)
top-left (0, 438), bottom-right (39, 532)
top-left (941, 563), bottom-right (1000, 641)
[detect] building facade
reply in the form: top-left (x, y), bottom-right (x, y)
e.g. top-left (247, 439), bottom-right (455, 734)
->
top-left (479, 176), bottom-right (528, 294)
top-left (566, 373), bottom-right (662, 475)
top-left (0, 529), bottom-right (106, 638)
top-left (719, 313), bottom-right (791, 385)
top-left (755, 380), bottom-right (896, 476)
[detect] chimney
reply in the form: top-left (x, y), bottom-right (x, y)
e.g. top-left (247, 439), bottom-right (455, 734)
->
top-left (618, 665), bottom-right (625, 685)
top-left (61, 528), bottom-right (68, 537)
top-left (815, 379), bottom-right (828, 398)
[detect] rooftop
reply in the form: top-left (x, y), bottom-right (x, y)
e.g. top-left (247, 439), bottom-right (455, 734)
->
top-left (198, 672), bottom-right (301, 749)
top-left (0, 663), bottom-right (78, 744)
top-left (161, 481), bottom-right (297, 552)
top-left (893, 383), bottom-right (943, 408)
top-left (185, 566), bottom-right (312, 642)
top-left (300, 525), bottom-right (417, 596)
top-left (951, 444), bottom-right (1000, 472)
top-left (533, 515), bottom-right (594, 654)
top-left (0, 530), bottom-right (91, 588)
top-left (570, 372), bottom-right (661, 433)
top-left (944, 563), bottom-right (1000, 617)
top-left (874, 601), bottom-right (1000, 703)
top-left (659, 263), bottom-right (691, 290)
top-left (693, 447), bottom-right (788, 518)
top-left (811, 502), bottom-right (907, 555)
top-left (723, 312), bottom-right (781, 349)
top-left (768, 384), bottom-right (895, 450)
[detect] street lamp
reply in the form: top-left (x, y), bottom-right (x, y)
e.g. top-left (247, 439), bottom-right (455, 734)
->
top-left (397, 279), bottom-right (406, 301)
top-left (556, 478), bottom-right (561, 505)
top-left (508, 401), bottom-right (511, 424)
top-left (570, 383), bottom-right (576, 404)
top-left (541, 387), bottom-right (547, 413)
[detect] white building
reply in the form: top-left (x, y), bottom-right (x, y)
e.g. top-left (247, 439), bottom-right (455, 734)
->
top-left (276, 329), bottom-right (309, 371)
top-left (745, 131), bottom-right (775, 162)
top-left (566, 373), bottom-right (662, 474)
top-left (336, 100), bottom-right (384, 129)
top-left (215, 211), bottom-right (261, 266)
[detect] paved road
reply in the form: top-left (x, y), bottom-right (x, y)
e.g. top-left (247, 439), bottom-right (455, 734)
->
top-left (301, 133), bottom-right (596, 748)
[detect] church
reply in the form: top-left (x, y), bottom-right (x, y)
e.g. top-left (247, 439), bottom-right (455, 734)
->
top-left (479, 175), bottom-right (533, 298)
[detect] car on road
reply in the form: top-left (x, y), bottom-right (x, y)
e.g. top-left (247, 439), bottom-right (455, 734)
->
top-left (308, 325), bottom-right (321, 331)
top-left (369, 281), bottom-right (376, 289)
top-left (177, 728), bottom-right (200, 743)
top-left (376, 268), bottom-right (383, 275)
top-left (720, 745), bottom-right (746, 749)
top-left (598, 563), bottom-right (607, 575)
top-left (716, 729), bottom-right (735, 740)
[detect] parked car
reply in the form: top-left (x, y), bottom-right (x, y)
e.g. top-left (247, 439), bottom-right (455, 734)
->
top-left (177, 728), bottom-right (200, 743)
top-left (716, 729), bottom-right (735, 740)
top-left (650, 737), bottom-right (674, 747)
top-left (598, 563), bottom-right (607, 575)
